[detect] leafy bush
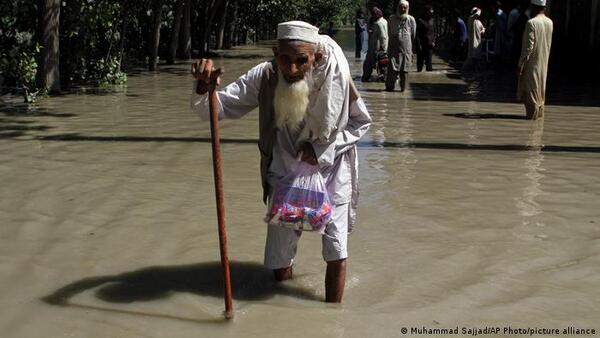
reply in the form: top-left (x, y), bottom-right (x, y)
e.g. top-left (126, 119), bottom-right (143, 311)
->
top-left (0, 8), bottom-right (41, 102)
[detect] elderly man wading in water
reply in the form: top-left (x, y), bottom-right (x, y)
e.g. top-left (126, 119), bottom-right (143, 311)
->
top-left (190, 21), bottom-right (371, 302)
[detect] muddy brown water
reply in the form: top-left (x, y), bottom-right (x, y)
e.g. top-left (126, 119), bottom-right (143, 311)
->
top-left (1, 29), bottom-right (599, 337)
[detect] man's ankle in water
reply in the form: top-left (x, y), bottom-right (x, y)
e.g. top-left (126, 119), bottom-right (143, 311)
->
top-left (274, 266), bottom-right (293, 281)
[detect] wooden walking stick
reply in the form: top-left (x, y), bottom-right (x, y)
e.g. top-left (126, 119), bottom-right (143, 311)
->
top-left (208, 79), bottom-right (234, 320)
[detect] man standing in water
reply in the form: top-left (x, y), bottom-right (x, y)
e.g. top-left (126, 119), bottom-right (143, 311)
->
top-left (361, 6), bottom-right (388, 82)
top-left (452, 9), bottom-right (468, 62)
top-left (355, 9), bottom-right (368, 59)
top-left (386, 0), bottom-right (416, 92)
top-left (464, 7), bottom-right (486, 71)
top-left (518, 0), bottom-right (552, 120)
top-left (493, 1), bottom-right (509, 67)
top-left (190, 21), bottom-right (372, 303)
top-left (416, 5), bottom-right (436, 72)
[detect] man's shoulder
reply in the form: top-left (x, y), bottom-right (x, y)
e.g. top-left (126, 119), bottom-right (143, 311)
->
top-left (528, 15), bottom-right (550, 28)
top-left (542, 15), bottom-right (553, 26)
top-left (243, 61), bottom-right (275, 83)
top-left (251, 61), bottom-right (274, 74)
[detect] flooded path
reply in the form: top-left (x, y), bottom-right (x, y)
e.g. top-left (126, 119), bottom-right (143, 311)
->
top-left (1, 29), bottom-right (599, 337)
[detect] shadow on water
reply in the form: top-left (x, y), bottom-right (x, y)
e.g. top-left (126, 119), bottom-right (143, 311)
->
top-left (36, 133), bottom-right (259, 144)
top-left (421, 72), bottom-right (600, 107)
top-left (444, 112), bottom-right (526, 120)
top-left (433, 51), bottom-right (600, 107)
top-left (42, 261), bottom-right (321, 323)
top-left (0, 103), bottom-right (72, 139)
top-left (0, 103), bottom-right (76, 118)
top-left (31, 133), bottom-right (600, 153)
top-left (361, 88), bottom-right (387, 93)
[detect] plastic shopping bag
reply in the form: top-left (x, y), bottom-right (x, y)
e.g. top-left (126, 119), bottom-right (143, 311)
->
top-left (266, 162), bottom-right (333, 234)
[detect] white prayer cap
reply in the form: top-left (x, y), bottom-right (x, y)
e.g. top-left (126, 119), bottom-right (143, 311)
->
top-left (277, 21), bottom-right (319, 44)
top-left (471, 7), bottom-right (482, 16)
top-left (400, 0), bottom-right (409, 7)
top-left (530, 0), bottom-right (546, 6)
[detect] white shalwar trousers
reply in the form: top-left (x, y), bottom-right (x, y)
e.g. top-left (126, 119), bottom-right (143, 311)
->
top-left (264, 203), bottom-right (349, 270)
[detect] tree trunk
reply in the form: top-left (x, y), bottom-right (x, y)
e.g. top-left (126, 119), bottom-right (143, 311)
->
top-left (38, 0), bottom-right (61, 93)
top-left (179, 0), bottom-right (191, 59)
top-left (201, 0), bottom-right (220, 54)
top-left (167, 0), bottom-right (184, 64)
top-left (149, 0), bottom-right (162, 71)
top-left (117, 1), bottom-right (128, 71)
top-left (224, 0), bottom-right (237, 48)
top-left (198, 2), bottom-right (210, 55)
top-left (216, 0), bottom-right (229, 49)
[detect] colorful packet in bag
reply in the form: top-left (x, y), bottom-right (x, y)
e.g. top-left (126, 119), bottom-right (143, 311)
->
top-left (266, 162), bottom-right (333, 233)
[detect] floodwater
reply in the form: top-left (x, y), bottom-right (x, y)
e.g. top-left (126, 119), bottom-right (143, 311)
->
top-left (1, 29), bottom-right (599, 337)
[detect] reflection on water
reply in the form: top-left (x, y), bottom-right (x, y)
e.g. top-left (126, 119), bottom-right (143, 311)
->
top-left (395, 97), bottom-right (417, 187)
top-left (516, 120), bottom-right (546, 229)
top-left (1, 28), bottom-right (599, 338)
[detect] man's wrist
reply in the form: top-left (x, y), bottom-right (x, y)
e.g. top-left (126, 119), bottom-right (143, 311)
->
top-left (195, 81), bottom-right (209, 95)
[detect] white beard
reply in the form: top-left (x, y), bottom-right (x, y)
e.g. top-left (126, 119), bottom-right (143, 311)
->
top-left (273, 69), bottom-right (312, 130)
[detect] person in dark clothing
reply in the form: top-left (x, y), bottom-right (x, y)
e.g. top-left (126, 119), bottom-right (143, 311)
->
top-left (510, 0), bottom-right (530, 67)
top-left (452, 9), bottom-right (468, 62)
top-left (355, 9), bottom-right (368, 59)
top-left (416, 5), bottom-right (435, 72)
top-left (327, 21), bottom-right (337, 38)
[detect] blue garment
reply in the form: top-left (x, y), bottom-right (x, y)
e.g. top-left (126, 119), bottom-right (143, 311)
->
top-left (355, 18), bottom-right (368, 57)
top-left (456, 17), bottom-right (468, 43)
top-left (494, 9), bottom-right (509, 56)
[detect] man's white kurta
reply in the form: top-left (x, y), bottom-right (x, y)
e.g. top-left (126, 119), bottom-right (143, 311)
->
top-left (468, 16), bottom-right (486, 59)
top-left (368, 17), bottom-right (389, 53)
top-left (191, 35), bottom-right (371, 231)
top-left (518, 14), bottom-right (553, 118)
top-left (387, 13), bottom-right (416, 73)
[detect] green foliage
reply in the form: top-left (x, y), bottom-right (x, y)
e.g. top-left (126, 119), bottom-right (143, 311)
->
top-left (3, 0), bottom-right (409, 102)
top-left (60, 0), bottom-right (128, 86)
top-left (237, 0), bottom-right (364, 38)
top-left (0, 2), bottom-right (41, 102)
top-left (89, 56), bottom-right (128, 87)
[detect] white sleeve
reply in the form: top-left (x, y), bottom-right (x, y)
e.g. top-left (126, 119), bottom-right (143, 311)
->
top-left (335, 98), bottom-right (372, 154)
top-left (518, 21), bottom-right (535, 68)
top-left (310, 61), bottom-right (347, 167)
top-left (190, 62), bottom-right (267, 121)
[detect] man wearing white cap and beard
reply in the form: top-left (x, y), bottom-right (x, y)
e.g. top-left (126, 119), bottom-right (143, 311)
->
top-left (386, 0), bottom-right (416, 92)
top-left (190, 21), bottom-right (372, 303)
top-left (517, 0), bottom-right (553, 120)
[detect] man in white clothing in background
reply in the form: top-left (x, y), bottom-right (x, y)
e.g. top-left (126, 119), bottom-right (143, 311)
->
top-left (518, 0), bottom-right (553, 120)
